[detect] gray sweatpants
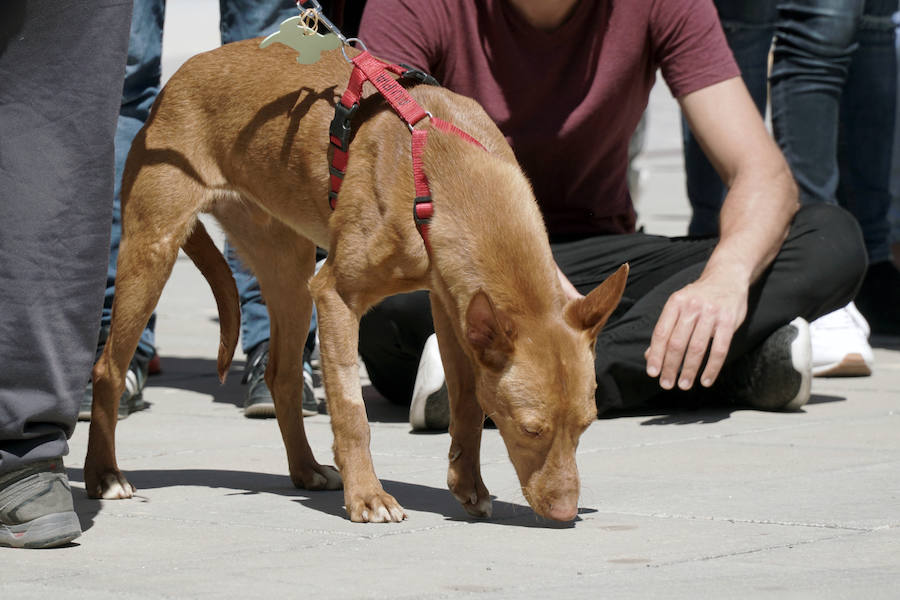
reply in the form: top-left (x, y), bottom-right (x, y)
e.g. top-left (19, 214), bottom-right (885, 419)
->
top-left (0, 0), bottom-right (132, 474)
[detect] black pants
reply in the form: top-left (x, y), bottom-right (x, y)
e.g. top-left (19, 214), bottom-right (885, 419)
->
top-left (358, 204), bottom-right (866, 410)
top-left (0, 1), bottom-right (132, 473)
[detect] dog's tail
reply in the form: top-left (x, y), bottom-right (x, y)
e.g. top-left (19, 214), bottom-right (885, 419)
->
top-left (181, 221), bottom-right (240, 383)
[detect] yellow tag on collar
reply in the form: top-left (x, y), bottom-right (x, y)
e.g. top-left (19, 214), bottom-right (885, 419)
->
top-left (260, 16), bottom-right (342, 65)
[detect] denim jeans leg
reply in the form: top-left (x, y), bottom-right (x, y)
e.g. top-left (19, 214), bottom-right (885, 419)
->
top-left (102, 0), bottom-right (166, 359)
top-left (891, 9), bottom-right (900, 249)
top-left (771, 0), bottom-right (865, 207)
top-left (684, 0), bottom-right (776, 236)
top-left (219, 0), bottom-right (298, 44)
top-left (836, 0), bottom-right (897, 264)
top-left (219, 1), bottom-right (318, 358)
top-left (223, 241), bottom-right (272, 355)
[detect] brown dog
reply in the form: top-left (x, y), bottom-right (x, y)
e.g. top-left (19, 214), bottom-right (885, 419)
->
top-left (85, 39), bottom-right (628, 523)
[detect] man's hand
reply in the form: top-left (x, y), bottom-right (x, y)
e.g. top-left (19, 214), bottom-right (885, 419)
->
top-left (645, 76), bottom-right (798, 391)
top-left (644, 271), bottom-right (748, 390)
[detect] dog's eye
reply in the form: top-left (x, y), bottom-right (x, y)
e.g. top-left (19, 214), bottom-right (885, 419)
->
top-left (521, 424), bottom-right (543, 438)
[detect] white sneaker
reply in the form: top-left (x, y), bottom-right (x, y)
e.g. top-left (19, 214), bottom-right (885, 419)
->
top-left (809, 302), bottom-right (874, 377)
top-left (409, 334), bottom-right (449, 431)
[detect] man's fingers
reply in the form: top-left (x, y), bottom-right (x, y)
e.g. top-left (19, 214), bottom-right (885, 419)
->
top-left (658, 309), bottom-right (699, 390)
top-left (645, 301), bottom-right (680, 379)
top-left (700, 322), bottom-right (735, 387)
top-left (677, 314), bottom-right (717, 390)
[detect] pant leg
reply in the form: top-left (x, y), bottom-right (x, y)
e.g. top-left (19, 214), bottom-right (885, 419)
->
top-left (224, 241), bottom-right (273, 354)
top-left (836, 0), bottom-right (897, 263)
top-left (219, 0), bottom-right (307, 356)
top-left (358, 291), bottom-right (435, 404)
top-left (771, 0), bottom-right (866, 206)
top-left (553, 204), bottom-right (866, 412)
top-left (219, 0), bottom-right (298, 44)
top-left (101, 0), bottom-right (166, 359)
top-left (892, 8), bottom-right (900, 249)
top-left (0, 0), bottom-right (132, 473)
top-left (684, 0), bottom-right (777, 236)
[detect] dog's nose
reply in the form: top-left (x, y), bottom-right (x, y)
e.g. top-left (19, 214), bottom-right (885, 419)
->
top-left (546, 500), bottom-right (578, 522)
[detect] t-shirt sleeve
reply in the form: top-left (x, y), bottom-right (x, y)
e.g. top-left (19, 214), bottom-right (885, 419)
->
top-left (649, 0), bottom-right (741, 98)
top-left (358, 0), bottom-right (448, 76)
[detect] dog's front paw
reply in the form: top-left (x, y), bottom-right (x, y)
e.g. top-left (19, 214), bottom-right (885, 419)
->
top-left (290, 463), bottom-right (343, 491)
top-left (85, 468), bottom-right (136, 500)
top-left (448, 462), bottom-right (492, 518)
top-left (346, 488), bottom-right (407, 523)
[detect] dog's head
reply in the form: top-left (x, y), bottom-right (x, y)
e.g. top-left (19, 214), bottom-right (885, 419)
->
top-left (465, 264), bottom-right (628, 521)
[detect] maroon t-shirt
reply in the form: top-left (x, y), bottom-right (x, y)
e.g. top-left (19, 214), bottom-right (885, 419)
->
top-left (358, 0), bottom-right (739, 237)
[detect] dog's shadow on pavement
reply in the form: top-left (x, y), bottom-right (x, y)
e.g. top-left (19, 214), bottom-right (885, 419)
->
top-left (68, 468), bottom-right (578, 531)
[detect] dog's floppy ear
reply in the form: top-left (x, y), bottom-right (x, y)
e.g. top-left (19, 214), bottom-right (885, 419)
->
top-left (466, 289), bottom-right (517, 371)
top-left (565, 263), bottom-right (629, 339)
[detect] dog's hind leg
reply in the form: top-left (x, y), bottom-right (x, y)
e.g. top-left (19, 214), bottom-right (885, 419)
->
top-left (431, 294), bottom-right (493, 518)
top-left (85, 163), bottom-right (202, 500)
top-left (309, 263), bottom-right (407, 522)
top-left (218, 214), bottom-right (341, 491)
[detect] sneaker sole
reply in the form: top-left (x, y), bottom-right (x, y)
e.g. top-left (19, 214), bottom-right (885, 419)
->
top-left (0, 511), bottom-right (81, 549)
top-left (812, 353), bottom-right (873, 377)
top-left (783, 318), bottom-right (812, 411)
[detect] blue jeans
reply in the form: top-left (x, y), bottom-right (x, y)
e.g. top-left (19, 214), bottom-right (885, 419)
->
top-left (892, 10), bottom-right (900, 247)
top-left (772, 0), bottom-right (896, 264)
top-left (684, 0), bottom-right (897, 266)
top-left (102, 0), bottom-right (299, 358)
top-left (683, 0), bottom-right (777, 236)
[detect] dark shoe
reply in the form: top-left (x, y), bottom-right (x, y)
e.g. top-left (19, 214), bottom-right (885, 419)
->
top-left (243, 341), bottom-right (319, 418)
top-left (409, 334), bottom-right (450, 431)
top-left (719, 318), bottom-right (811, 411)
top-left (79, 351), bottom-right (150, 421)
top-left (0, 458), bottom-right (81, 548)
top-left (855, 261), bottom-right (900, 337)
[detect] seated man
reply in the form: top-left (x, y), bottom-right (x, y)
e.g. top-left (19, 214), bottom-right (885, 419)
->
top-left (354, 0), bottom-right (867, 429)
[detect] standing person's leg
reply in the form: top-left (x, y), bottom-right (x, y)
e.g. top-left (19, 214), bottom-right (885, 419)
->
top-left (839, 0), bottom-right (900, 335)
top-left (684, 0), bottom-right (777, 236)
top-left (0, 0), bottom-right (132, 548)
top-left (219, 0), bottom-right (320, 417)
top-left (769, 0), bottom-right (881, 373)
top-left (771, 0), bottom-right (865, 205)
top-left (82, 0), bottom-right (166, 421)
top-left (892, 6), bottom-right (900, 269)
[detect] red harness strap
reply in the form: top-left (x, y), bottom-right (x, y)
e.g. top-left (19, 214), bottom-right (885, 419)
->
top-left (328, 51), bottom-right (485, 254)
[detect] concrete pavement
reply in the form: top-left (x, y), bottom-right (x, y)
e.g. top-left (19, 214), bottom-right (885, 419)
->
top-left (2, 2), bottom-right (898, 597)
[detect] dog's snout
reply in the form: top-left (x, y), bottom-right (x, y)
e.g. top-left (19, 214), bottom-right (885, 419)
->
top-left (547, 500), bottom-right (578, 522)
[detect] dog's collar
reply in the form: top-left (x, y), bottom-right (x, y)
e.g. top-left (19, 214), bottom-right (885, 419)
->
top-left (328, 51), bottom-right (484, 255)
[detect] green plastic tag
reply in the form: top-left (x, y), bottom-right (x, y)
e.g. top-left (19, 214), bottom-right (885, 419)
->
top-left (260, 16), bottom-right (342, 65)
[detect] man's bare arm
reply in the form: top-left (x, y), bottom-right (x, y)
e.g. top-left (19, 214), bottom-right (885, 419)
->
top-left (644, 76), bottom-right (799, 390)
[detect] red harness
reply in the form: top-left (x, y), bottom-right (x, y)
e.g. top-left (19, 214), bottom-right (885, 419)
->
top-left (328, 51), bottom-right (485, 254)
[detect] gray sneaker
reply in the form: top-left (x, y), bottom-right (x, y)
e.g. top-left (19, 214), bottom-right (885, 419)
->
top-left (0, 458), bottom-right (82, 549)
top-left (721, 317), bottom-right (812, 411)
top-left (243, 341), bottom-right (319, 418)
